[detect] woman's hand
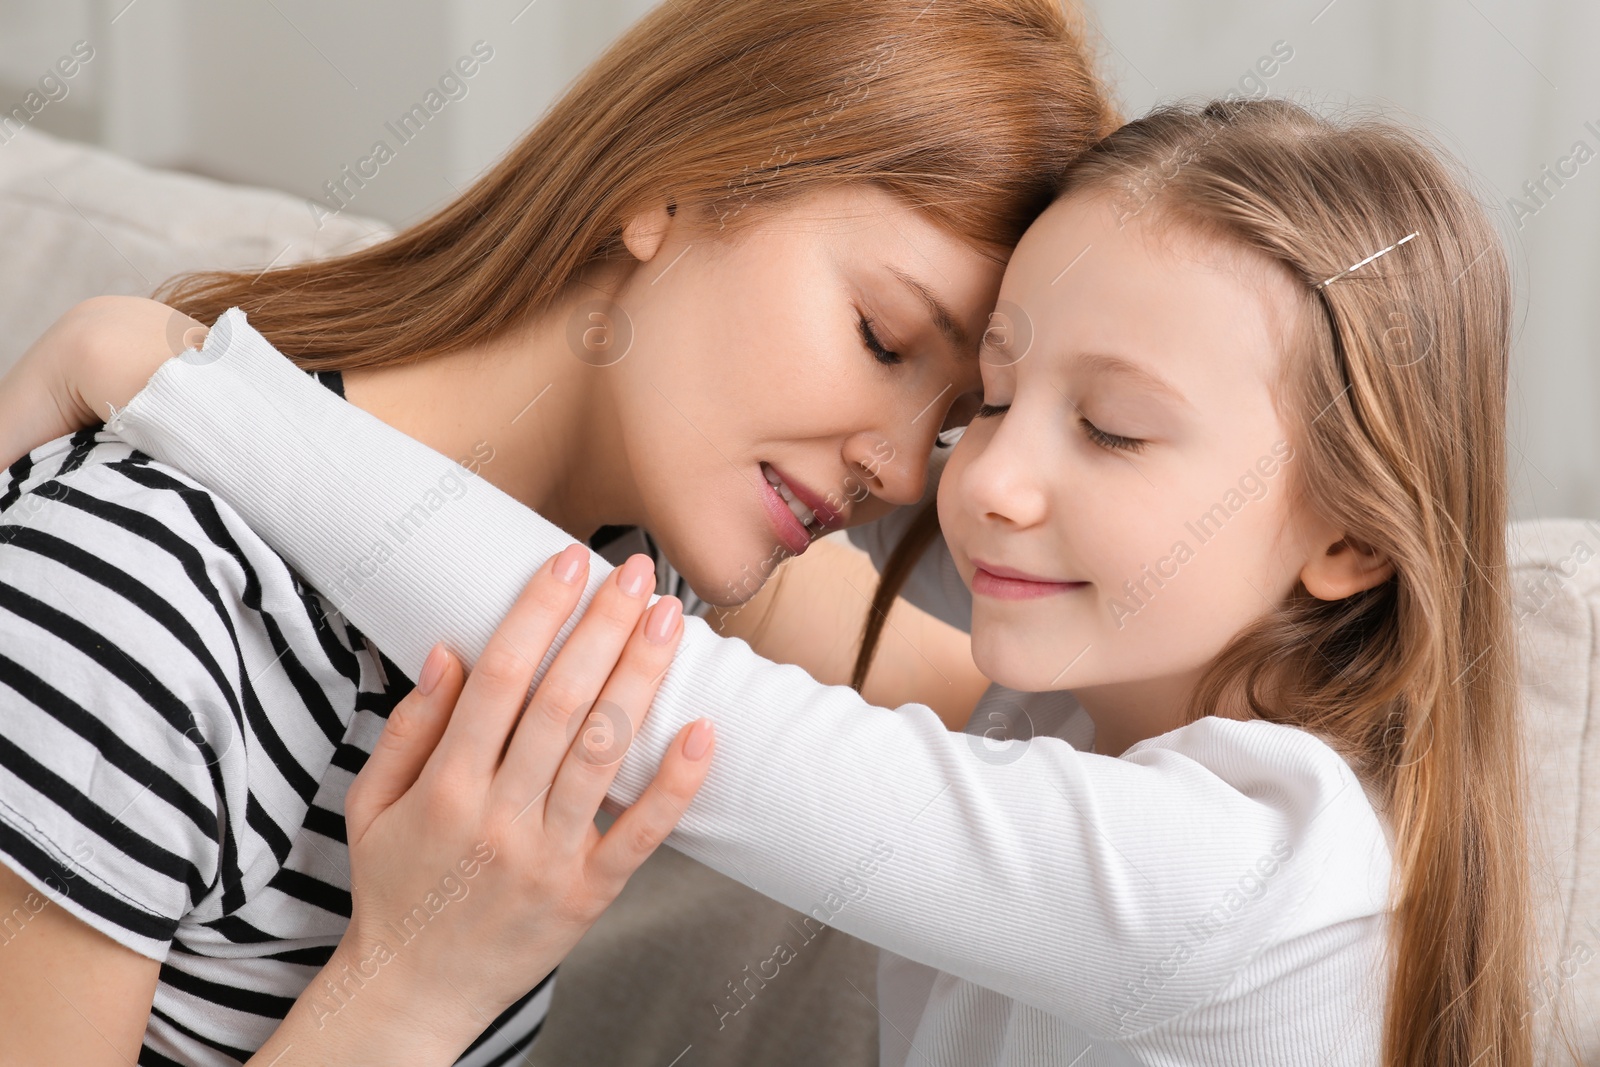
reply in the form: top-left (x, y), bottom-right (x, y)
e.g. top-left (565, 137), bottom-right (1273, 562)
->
top-left (255, 545), bottom-right (714, 1065)
top-left (0, 295), bottom-right (205, 470)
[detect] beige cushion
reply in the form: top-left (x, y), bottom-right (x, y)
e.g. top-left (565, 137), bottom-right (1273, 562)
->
top-left (0, 127), bottom-right (1592, 1062)
top-left (1510, 519), bottom-right (1600, 1063)
top-left (0, 125), bottom-right (390, 372)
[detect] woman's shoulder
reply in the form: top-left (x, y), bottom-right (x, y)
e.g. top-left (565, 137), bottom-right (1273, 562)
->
top-left (0, 424), bottom-right (373, 739)
top-left (6, 425), bottom-right (241, 534)
top-left (0, 426), bottom-right (375, 962)
top-left (3, 426), bottom-right (325, 613)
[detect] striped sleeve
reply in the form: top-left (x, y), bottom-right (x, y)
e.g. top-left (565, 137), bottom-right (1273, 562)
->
top-left (0, 443), bottom-right (232, 962)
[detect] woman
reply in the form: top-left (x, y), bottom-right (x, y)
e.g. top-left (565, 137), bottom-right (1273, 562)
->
top-left (0, 0), bottom-right (1116, 1063)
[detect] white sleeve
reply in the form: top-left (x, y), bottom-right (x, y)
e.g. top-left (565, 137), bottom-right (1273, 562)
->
top-left (107, 308), bottom-right (1391, 1038)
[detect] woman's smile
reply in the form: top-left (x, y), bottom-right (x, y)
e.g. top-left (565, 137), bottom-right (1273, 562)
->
top-left (759, 461), bottom-right (833, 554)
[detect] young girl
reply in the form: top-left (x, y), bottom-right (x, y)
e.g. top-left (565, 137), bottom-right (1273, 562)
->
top-left (3, 100), bottom-right (1539, 1064)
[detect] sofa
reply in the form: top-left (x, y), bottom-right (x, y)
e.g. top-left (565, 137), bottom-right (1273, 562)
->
top-left (1, 126), bottom-right (1593, 1064)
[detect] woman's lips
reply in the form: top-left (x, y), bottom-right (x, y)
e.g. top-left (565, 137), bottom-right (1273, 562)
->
top-left (765, 463), bottom-right (841, 527)
top-left (970, 558), bottom-right (1088, 601)
top-left (759, 470), bottom-right (815, 556)
top-left (758, 463), bottom-right (845, 557)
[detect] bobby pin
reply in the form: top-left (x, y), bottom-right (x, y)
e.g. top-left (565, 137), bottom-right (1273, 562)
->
top-left (1315, 231), bottom-right (1419, 289)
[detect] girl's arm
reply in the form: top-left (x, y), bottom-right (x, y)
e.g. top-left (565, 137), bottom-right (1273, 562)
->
top-left (103, 308), bottom-right (1387, 1040)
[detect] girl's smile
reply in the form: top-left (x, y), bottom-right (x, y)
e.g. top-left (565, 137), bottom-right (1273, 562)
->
top-left (969, 558), bottom-right (1089, 599)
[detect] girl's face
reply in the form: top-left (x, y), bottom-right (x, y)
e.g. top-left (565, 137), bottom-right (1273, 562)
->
top-left (606, 186), bottom-right (999, 606)
top-left (940, 192), bottom-right (1330, 732)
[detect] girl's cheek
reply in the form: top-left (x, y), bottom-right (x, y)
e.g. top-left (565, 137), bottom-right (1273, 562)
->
top-left (936, 432), bottom-right (984, 542)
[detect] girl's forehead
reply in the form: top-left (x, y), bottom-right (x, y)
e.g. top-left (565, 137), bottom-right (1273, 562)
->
top-left (993, 195), bottom-right (1300, 394)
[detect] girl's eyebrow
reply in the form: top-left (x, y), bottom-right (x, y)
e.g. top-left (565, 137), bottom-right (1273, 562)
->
top-left (1077, 352), bottom-right (1193, 409)
top-left (888, 266), bottom-right (970, 355)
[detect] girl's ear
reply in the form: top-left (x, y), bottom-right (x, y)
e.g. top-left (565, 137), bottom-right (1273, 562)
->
top-left (1300, 534), bottom-right (1395, 601)
top-left (621, 200), bottom-right (675, 263)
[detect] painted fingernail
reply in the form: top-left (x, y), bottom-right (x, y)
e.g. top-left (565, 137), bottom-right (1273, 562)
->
top-left (619, 554), bottom-right (655, 598)
top-left (683, 718), bottom-right (715, 761)
top-left (645, 597), bottom-right (682, 644)
top-left (554, 543), bottom-right (587, 584)
top-left (418, 644), bottom-right (447, 696)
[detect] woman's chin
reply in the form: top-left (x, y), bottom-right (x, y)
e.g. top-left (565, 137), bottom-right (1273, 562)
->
top-left (667, 541), bottom-right (788, 609)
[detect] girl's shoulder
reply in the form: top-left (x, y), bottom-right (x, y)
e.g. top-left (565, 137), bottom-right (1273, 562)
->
top-left (1131, 712), bottom-right (1396, 926)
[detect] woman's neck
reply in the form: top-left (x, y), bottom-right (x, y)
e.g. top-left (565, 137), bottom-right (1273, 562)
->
top-left (339, 293), bottom-right (640, 543)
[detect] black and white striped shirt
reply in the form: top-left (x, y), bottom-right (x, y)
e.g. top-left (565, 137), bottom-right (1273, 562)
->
top-left (0, 371), bottom-right (552, 1066)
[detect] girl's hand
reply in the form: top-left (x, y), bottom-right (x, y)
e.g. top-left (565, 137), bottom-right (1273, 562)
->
top-left (258, 546), bottom-right (714, 1064)
top-left (0, 296), bottom-right (205, 470)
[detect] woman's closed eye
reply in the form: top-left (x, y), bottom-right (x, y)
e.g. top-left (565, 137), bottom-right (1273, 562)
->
top-left (857, 312), bottom-right (901, 366)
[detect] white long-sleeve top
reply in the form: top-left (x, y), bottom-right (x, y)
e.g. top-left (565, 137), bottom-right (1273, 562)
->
top-left (108, 308), bottom-right (1395, 1065)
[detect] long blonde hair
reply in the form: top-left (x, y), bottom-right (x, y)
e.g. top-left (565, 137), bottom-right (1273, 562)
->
top-left (154, 0), bottom-right (1118, 368)
top-left (859, 99), bottom-right (1535, 1065)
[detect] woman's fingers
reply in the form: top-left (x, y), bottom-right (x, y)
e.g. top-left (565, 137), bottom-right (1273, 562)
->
top-left (586, 718), bottom-right (715, 895)
top-left (538, 595), bottom-right (684, 845)
top-left (344, 644), bottom-right (465, 844)
top-left (430, 543), bottom-right (591, 781)
top-left (491, 553), bottom-right (660, 804)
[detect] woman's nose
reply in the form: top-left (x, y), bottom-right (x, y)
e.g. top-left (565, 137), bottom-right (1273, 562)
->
top-left (842, 430), bottom-right (929, 507)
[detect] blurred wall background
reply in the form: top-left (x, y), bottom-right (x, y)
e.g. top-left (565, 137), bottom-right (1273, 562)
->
top-left (1, 0), bottom-right (1596, 523)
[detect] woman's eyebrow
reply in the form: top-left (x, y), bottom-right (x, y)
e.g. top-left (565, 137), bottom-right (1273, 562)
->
top-left (888, 266), bottom-right (969, 354)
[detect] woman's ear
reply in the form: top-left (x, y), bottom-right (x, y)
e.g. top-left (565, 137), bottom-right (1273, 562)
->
top-left (621, 200), bottom-right (676, 263)
top-left (1300, 533), bottom-right (1395, 601)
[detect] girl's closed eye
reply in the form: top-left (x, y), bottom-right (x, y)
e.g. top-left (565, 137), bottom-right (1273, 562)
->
top-left (1079, 416), bottom-right (1147, 453)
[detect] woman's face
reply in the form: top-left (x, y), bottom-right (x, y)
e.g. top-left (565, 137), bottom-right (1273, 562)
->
top-left (606, 185), bottom-right (1001, 606)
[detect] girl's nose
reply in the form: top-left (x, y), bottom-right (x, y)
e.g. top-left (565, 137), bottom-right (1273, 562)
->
top-left (959, 420), bottom-right (1050, 530)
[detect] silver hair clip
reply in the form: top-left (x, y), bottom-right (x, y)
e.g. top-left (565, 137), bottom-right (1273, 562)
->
top-left (1315, 231), bottom-right (1419, 289)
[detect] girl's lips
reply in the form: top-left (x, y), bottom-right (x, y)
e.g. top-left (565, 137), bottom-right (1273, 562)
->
top-left (970, 559), bottom-right (1088, 601)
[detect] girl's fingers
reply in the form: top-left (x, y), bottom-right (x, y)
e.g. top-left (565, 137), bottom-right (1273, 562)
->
top-left (539, 596), bottom-right (683, 845)
top-left (344, 644), bottom-right (465, 842)
top-left (491, 554), bottom-right (660, 804)
top-left (431, 543), bottom-right (591, 780)
top-left (586, 718), bottom-right (715, 895)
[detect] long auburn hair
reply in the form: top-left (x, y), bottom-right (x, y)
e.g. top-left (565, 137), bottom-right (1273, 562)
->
top-left (856, 99), bottom-right (1542, 1066)
top-left (153, 0), bottom-right (1118, 367)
